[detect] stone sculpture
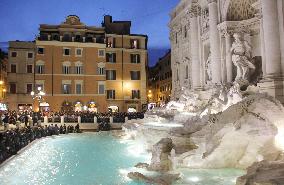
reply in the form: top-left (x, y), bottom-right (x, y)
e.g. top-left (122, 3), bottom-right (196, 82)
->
top-left (205, 52), bottom-right (212, 83)
top-left (231, 33), bottom-right (255, 81)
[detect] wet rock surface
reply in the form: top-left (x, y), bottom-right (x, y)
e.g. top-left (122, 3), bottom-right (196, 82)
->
top-left (236, 160), bottom-right (284, 185)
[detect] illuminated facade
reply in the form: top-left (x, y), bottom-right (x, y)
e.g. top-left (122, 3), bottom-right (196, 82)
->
top-left (34, 15), bottom-right (148, 112)
top-left (147, 50), bottom-right (172, 106)
top-left (7, 41), bottom-right (34, 111)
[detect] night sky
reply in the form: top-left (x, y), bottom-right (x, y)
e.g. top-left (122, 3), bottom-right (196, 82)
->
top-left (0, 0), bottom-right (179, 66)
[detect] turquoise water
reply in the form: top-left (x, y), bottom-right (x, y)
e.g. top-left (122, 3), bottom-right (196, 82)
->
top-left (0, 133), bottom-right (244, 185)
top-left (0, 133), bottom-right (148, 185)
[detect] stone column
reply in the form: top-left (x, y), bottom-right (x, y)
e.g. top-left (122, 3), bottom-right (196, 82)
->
top-left (261, 0), bottom-right (281, 77)
top-left (225, 33), bottom-right (233, 82)
top-left (208, 0), bottom-right (222, 83)
top-left (190, 3), bottom-right (201, 89)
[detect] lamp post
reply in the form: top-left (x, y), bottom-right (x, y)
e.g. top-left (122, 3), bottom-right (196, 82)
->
top-left (0, 80), bottom-right (6, 100)
top-left (31, 86), bottom-right (45, 112)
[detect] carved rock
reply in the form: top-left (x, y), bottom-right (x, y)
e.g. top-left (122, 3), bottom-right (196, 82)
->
top-left (236, 160), bottom-right (284, 185)
top-left (148, 138), bottom-right (174, 172)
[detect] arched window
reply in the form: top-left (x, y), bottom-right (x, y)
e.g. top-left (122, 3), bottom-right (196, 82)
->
top-left (75, 61), bottom-right (83, 74)
top-left (36, 60), bottom-right (45, 74)
top-left (97, 62), bottom-right (105, 75)
top-left (62, 61), bottom-right (71, 74)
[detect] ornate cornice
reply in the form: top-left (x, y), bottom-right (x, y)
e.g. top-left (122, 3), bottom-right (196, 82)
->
top-left (217, 17), bottom-right (260, 36)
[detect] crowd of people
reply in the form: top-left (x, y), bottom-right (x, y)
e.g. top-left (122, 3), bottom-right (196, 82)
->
top-left (0, 124), bottom-right (81, 164)
top-left (0, 110), bottom-right (145, 164)
top-left (0, 110), bottom-right (145, 125)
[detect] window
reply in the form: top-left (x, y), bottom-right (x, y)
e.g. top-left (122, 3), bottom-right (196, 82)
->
top-left (62, 34), bottom-right (71, 42)
top-left (98, 49), bottom-right (105, 57)
top-left (106, 70), bottom-right (116, 80)
top-left (11, 51), bottom-right (17, 57)
top-left (75, 84), bottom-right (82, 94)
top-left (130, 54), bottom-right (140, 63)
top-left (27, 64), bottom-right (33, 73)
top-left (63, 48), bottom-right (70, 56)
top-left (130, 71), bottom-right (140, 80)
top-left (184, 26), bottom-right (187, 38)
top-left (98, 84), bottom-right (105, 94)
top-left (37, 47), bottom-right (44, 54)
top-left (27, 52), bottom-right (33, 58)
top-left (106, 53), bottom-right (116, 63)
top-left (132, 90), bottom-right (140, 99)
top-left (130, 39), bottom-right (139, 49)
top-left (107, 37), bottom-right (115, 48)
top-left (98, 67), bottom-right (105, 75)
top-left (75, 48), bottom-right (82, 56)
top-left (11, 64), bottom-right (16, 73)
top-left (36, 65), bottom-right (44, 74)
top-left (62, 84), bottom-right (71, 94)
top-left (26, 84), bottom-right (33, 94)
top-left (62, 66), bottom-right (70, 74)
top-left (10, 83), bottom-right (16, 94)
top-left (75, 66), bottom-right (83, 74)
top-left (107, 90), bottom-right (115, 99)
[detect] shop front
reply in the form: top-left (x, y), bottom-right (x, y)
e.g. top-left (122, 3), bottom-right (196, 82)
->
top-left (61, 101), bottom-right (73, 112)
top-left (40, 102), bottom-right (50, 112)
top-left (18, 104), bottom-right (32, 112)
top-left (88, 101), bottom-right (97, 112)
top-left (0, 103), bottom-right (8, 111)
top-left (74, 101), bottom-right (83, 112)
top-left (108, 105), bottom-right (119, 113)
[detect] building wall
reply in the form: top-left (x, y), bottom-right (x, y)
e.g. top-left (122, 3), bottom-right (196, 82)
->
top-left (147, 51), bottom-right (172, 106)
top-left (7, 41), bottom-right (34, 111)
top-left (30, 15), bottom-right (148, 112)
top-left (35, 41), bottom-right (107, 112)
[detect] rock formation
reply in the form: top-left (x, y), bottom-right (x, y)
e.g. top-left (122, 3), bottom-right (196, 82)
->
top-left (148, 138), bottom-right (174, 172)
top-left (236, 160), bottom-right (284, 185)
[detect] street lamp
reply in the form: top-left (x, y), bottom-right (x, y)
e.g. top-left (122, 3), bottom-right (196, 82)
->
top-left (0, 80), bottom-right (6, 101)
top-left (31, 86), bottom-right (45, 111)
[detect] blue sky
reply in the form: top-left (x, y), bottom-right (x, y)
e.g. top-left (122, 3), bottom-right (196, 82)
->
top-left (0, 0), bottom-right (179, 66)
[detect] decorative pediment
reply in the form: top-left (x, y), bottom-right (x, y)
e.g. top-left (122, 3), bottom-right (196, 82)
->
top-left (63, 15), bottom-right (84, 25)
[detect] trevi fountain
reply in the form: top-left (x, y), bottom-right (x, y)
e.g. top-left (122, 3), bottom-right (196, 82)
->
top-left (120, 0), bottom-right (284, 184)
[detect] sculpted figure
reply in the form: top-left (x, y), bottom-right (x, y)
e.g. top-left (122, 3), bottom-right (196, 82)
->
top-left (205, 52), bottom-right (212, 82)
top-left (231, 33), bottom-right (255, 81)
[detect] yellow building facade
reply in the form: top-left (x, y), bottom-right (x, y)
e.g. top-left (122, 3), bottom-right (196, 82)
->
top-left (33, 15), bottom-right (148, 112)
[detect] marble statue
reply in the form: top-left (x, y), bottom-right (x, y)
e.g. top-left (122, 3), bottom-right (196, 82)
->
top-left (231, 33), bottom-right (255, 81)
top-left (205, 52), bottom-right (212, 82)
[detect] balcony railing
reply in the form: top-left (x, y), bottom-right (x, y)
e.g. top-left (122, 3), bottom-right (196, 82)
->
top-left (37, 35), bottom-right (105, 44)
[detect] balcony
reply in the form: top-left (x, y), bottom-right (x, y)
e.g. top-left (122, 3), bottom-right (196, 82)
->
top-left (37, 34), bottom-right (105, 44)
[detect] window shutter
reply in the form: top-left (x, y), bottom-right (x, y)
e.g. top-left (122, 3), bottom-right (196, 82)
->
top-left (113, 70), bottom-right (116, 80)
top-left (137, 55), bottom-right (140, 63)
top-left (113, 53), bottom-right (116, 63)
top-left (113, 90), bottom-right (115, 99)
top-left (130, 54), bottom-right (134, 63)
top-left (106, 53), bottom-right (110, 62)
